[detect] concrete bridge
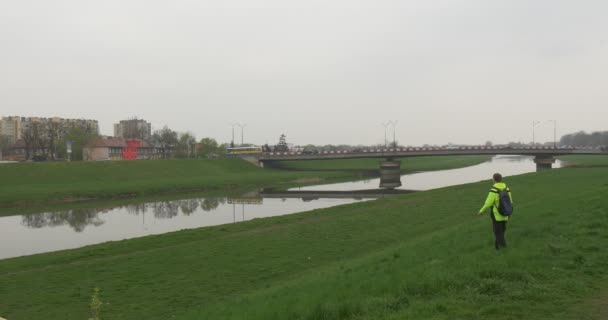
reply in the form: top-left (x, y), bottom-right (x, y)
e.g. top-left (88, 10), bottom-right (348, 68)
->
top-left (256, 146), bottom-right (606, 169)
top-left (241, 146), bottom-right (607, 189)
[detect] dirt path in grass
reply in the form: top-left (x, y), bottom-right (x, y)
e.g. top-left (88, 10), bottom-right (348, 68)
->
top-left (590, 295), bottom-right (608, 319)
top-left (562, 291), bottom-right (608, 320)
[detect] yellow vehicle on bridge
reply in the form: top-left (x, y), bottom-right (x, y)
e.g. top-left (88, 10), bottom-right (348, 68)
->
top-left (226, 146), bottom-right (263, 157)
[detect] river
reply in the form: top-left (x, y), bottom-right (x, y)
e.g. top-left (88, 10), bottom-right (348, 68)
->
top-left (0, 155), bottom-right (561, 259)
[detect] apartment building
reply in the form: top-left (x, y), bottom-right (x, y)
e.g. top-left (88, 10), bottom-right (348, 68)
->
top-left (0, 116), bottom-right (23, 144)
top-left (0, 116), bottom-right (99, 141)
top-left (114, 119), bottom-right (152, 140)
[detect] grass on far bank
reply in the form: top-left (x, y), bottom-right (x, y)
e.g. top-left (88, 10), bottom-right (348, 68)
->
top-left (1, 157), bottom-right (607, 319)
top-left (559, 155), bottom-right (608, 167)
top-left (0, 155), bottom-right (489, 207)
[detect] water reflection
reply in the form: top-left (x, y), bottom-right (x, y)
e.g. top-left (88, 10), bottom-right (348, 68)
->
top-left (296, 155), bottom-right (563, 192)
top-left (122, 198), bottom-right (227, 217)
top-left (3, 194), bottom-right (370, 259)
top-left (19, 198), bottom-right (231, 232)
top-left (22, 208), bottom-right (105, 232)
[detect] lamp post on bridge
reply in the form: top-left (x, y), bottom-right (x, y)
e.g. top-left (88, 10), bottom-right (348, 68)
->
top-left (381, 122), bottom-right (391, 148)
top-left (548, 120), bottom-right (557, 148)
top-left (237, 123), bottom-right (247, 146)
top-left (230, 123), bottom-right (238, 147)
top-left (390, 121), bottom-right (398, 148)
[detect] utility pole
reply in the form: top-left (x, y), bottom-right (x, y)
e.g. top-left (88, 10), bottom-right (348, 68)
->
top-left (381, 122), bottom-right (390, 148)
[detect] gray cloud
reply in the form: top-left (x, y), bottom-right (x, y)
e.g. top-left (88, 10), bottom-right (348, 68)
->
top-left (1, 0), bottom-right (607, 146)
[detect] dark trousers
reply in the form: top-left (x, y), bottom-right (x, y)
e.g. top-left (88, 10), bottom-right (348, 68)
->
top-left (490, 213), bottom-right (507, 250)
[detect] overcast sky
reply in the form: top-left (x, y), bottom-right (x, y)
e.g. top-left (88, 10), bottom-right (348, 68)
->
top-left (1, 1), bottom-right (607, 146)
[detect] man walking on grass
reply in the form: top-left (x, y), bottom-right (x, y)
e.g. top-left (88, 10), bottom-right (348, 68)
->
top-left (478, 173), bottom-right (513, 250)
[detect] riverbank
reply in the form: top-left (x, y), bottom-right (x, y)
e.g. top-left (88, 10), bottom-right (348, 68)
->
top-left (1, 157), bottom-right (607, 319)
top-left (0, 155), bottom-right (489, 208)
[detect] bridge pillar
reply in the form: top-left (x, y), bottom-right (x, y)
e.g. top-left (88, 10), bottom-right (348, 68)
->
top-left (379, 160), bottom-right (402, 189)
top-left (534, 156), bottom-right (555, 172)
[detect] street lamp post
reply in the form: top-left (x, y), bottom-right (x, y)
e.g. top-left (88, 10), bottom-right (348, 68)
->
top-left (390, 121), bottom-right (398, 148)
top-left (548, 120), bottom-right (557, 148)
top-left (237, 123), bottom-right (247, 146)
top-left (230, 123), bottom-right (238, 147)
top-left (381, 122), bottom-right (390, 148)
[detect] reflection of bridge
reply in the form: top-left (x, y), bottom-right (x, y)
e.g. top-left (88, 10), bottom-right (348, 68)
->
top-left (260, 189), bottom-right (416, 201)
top-left (227, 198), bottom-right (263, 205)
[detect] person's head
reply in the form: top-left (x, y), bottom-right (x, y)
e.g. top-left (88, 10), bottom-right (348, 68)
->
top-left (493, 173), bottom-right (503, 183)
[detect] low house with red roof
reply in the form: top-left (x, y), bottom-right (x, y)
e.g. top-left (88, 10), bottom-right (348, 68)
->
top-left (84, 136), bottom-right (161, 161)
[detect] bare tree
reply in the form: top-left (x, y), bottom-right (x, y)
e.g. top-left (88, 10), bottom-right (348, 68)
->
top-left (152, 126), bottom-right (178, 159)
top-left (31, 121), bottom-right (50, 159)
top-left (45, 121), bottom-right (64, 160)
top-left (176, 132), bottom-right (197, 158)
top-left (21, 124), bottom-right (35, 160)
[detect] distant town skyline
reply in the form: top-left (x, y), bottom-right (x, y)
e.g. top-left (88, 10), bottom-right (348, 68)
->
top-left (2, 1), bottom-right (607, 146)
top-left (1, 112), bottom-right (587, 147)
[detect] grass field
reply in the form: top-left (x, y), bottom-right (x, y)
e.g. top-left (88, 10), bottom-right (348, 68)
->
top-left (1, 156), bottom-right (607, 319)
top-left (560, 155), bottom-right (608, 167)
top-left (0, 156), bottom-right (489, 207)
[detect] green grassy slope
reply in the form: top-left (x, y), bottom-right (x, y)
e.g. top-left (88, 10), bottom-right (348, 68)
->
top-left (0, 156), bottom-right (489, 206)
top-left (559, 155), bottom-right (608, 167)
top-left (1, 161), bottom-right (607, 319)
top-left (0, 159), bottom-right (345, 205)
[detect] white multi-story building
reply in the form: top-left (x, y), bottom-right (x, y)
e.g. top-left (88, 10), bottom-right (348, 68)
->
top-left (114, 119), bottom-right (152, 140)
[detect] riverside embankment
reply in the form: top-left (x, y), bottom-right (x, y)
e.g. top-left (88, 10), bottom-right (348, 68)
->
top-left (0, 155), bottom-right (489, 208)
top-left (0, 155), bottom-right (606, 319)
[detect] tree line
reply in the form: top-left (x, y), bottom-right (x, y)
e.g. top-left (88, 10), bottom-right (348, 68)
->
top-left (0, 123), bottom-right (225, 161)
top-left (560, 131), bottom-right (608, 147)
top-left (151, 126), bottom-right (224, 159)
top-left (20, 121), bottom-right (98, 161)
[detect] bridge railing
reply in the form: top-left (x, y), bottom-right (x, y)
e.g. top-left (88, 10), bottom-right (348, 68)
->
top-left (262, 146), bottom-right (585, 158)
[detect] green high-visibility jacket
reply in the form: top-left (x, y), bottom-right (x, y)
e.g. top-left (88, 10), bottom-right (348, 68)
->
top-left (478, 182), bottom-right (513, 222)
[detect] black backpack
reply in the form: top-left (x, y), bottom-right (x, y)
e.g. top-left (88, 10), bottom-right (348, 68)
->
top-left (491, 187), bottom-right (513, 216)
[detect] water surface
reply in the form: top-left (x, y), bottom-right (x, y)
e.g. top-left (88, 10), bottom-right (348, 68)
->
top-left (294, 155), bottom-right (562, 191)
